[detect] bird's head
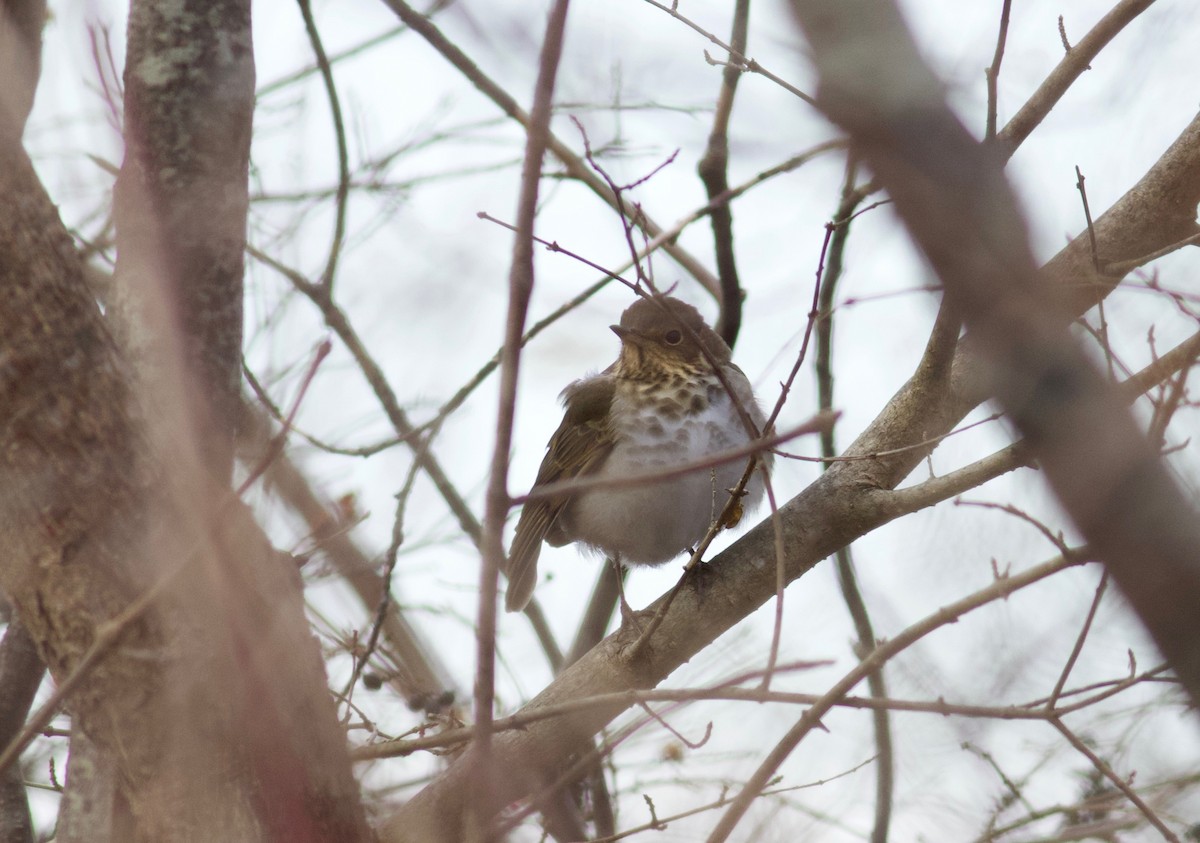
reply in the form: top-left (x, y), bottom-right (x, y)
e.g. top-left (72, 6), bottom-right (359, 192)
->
top-left (611, 295), bottom-right (731, 380)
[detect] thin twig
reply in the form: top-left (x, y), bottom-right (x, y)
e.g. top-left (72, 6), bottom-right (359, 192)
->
top-left (777, 411), bottom-right (1003, 464)
top-left (1046, 570), bottom-right (1109, 710)
top-left (352, 661), bottom-right (1173, 761)
top-left (641, 0), bottom-right (817, 106)
top-left (237, 339), bottom-right (330, 496)
top-left (380, 0), bottom-right (725, 298)
top-left (998, 0), bottom-right (1155, 157)
top-left (515, 414), bottom-right (834, 505)
top-left (475, 0), bottom-right (572, 823)
top-left (887, 326), bottom-right (1200, 517)
top-left (816, 160), bottom-right (893, 843)
top-left (984, 0), bottom-right (1014, 141)
top-left (696, 0), bottom-right (751, 345)
top-left (340, 457), bottom-right (422, 713)
top-left (569, 116), bottom-right (670, 290)
top-left (246, 245), bottom-right (566, 671)
top-left (1049, 717), bottom-right (1180, 842)
top-left (1075, 165), bottom-right (1102, 273)
top-left (297, 0), bottom-right (351, 290)
top-left (704, 549), bottom-right (1091, 843)
top-left (1103, 231), bottom-right (1200, 276)
top-left (955, 499), bottom-right (1076, 561)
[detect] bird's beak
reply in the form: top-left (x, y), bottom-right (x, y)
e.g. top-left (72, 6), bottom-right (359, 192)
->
top-left (609, 324), bottom-right (638, 343)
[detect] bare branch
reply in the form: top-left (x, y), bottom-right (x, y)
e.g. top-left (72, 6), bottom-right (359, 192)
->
top-left (790, 0), bottom-right (1200, 708)
top-left (379, 0), bottom-right (726, 299)
top-left (997, 0), bottom-right (1158, 158)
top-left (476, 0), bottom-right (572, 828)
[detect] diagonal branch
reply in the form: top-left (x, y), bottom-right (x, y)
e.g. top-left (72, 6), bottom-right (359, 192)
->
top-left (375, 6), bottom-right (1200, 839)
top-left (790, 0), bottom-right (1200, 707)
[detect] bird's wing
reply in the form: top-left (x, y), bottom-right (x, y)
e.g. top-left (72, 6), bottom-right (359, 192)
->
top-left (505, 376), bottom-right (616, 612)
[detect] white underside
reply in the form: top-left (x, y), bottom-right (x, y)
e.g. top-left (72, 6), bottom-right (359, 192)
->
top-left (565, 380), bottom-right (767, 565)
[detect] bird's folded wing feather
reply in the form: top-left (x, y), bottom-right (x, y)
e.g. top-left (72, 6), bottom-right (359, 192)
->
top-left (505, 376), bottom-right (616, 612)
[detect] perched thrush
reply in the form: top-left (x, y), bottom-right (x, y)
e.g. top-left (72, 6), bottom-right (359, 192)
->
top-left (505, 295), bottom-right (770, 613)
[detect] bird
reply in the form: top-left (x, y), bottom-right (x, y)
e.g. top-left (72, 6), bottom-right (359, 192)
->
top-left (505, 294), bottom-right (770, 613)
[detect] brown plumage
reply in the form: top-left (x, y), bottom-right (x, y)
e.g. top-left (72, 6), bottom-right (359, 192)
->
top-left (505, 295), bottom-right (768, 612)
top-left (506, 376), bottom-right (616, 611)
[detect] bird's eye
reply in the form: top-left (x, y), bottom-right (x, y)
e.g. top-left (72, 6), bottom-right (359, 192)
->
top-left (664, 329), bottom-right (682, 345)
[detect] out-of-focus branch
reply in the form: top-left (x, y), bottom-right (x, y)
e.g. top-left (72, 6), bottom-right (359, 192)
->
top-left (112, 0), bottom-right (255, 482)
top-left (476, 0), bottom-right (572, 834)
top-left (54, 731), bottom-right (118, 843)
top-left (0, 0), bottom-right (45, 134)
top-left (0, 96), bottom-right (161, 841)
top-left (7, 1), bottom-right (375, 838)
top-left (377, 92), bottom-right (1200, 843)
top-left (249, 247), bottom-right (565, 671)
top-left (790, 0), bottom-right (1200, 701)
top-left (238, 396), bottom-right (457, 709)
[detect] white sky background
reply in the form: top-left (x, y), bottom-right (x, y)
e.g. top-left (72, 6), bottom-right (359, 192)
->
top-left (25, 0), bottom-right (1200, 839)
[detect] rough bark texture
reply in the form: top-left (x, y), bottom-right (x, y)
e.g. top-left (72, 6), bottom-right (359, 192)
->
top-left (0, 2), bottom-right (374, 840)
top-left (0, 0), bottom-right (45, 134)
top-left (377, 48), bottom-right (1200, 843)
top-left (112, 0), bottom-right (254, 480)
top-left (0, 114), bottom-right (164, 832)
top-left (105, 1), bottom-right (371, 839)
top-left (0, 621), bottom-right (42, 843)
top-left (55, 731), bottom-right (117, 843)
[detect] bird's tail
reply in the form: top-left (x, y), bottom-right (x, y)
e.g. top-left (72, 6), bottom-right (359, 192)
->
top-left (504, 507), bottom-right (547, 612)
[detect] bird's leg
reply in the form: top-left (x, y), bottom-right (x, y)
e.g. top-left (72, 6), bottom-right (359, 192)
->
top-left (612, 555), bottom-right (639, 630)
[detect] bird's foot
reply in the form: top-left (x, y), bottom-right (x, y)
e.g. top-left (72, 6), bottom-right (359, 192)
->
top-left (681, 549), bottom-right (717, 597)
top-left (618, 592), bottom-right (643, 633)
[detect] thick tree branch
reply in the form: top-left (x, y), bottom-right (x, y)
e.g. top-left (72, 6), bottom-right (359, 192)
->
top-left (112, 0), bottom-right (255, 480)
top-left (0, 2), bottom-right (374, 840)
top-left (54, 732), bottom-right (118, 843)
top-left (377, 19), bottom-right (1200, 841)
top-left (790, 0), bottom-right (1200, 706)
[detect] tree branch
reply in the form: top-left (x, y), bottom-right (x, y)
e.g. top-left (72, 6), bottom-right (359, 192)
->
top-left (376, 55), bottom-right (1200, 843)
top-left (790, 0), bottom-right (1200, 707)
